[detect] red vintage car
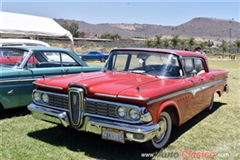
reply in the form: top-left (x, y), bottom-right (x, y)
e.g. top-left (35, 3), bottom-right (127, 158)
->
top-left (28, 48), bottom-right (229, 151)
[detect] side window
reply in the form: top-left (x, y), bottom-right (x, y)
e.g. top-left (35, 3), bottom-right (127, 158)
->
top-left (89, 52), bottom-right (97, 55)
top-left (61, 52), bottom-right (76, 63)
top-left (33, 51), bottom-right (78, 68)
top-left (183, 58), bottom-right (194, 77)
top-left (195, 58), bottom-right (205, 75)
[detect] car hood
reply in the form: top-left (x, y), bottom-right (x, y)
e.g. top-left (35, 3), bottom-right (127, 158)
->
top-left (34, 71), bottom-right (186, 100)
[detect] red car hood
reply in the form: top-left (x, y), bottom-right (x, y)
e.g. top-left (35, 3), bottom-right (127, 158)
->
top-left (34, 71), bottom-right (185, 100)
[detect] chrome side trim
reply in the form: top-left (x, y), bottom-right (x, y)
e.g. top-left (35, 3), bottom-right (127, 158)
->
top-left (147, 78), bottom-right (227, 105)
top-left (201, 78), bottom-right (227, 91)
top-left (33, 82), bottom-right (63, 90)
top-left (19, 78), bottom-right (36, 82)
top-left (0, 78), bottom-right (36, 83)
top-left (185, 85), bottom-right (202, 97)
top-left (147, 90), bottom-right (185, 105)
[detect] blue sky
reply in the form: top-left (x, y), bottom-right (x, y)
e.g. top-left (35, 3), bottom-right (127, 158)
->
top-left (1, 0), bottom-right (239, 26)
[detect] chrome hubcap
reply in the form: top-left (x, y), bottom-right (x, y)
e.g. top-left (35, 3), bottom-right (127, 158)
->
top-left (154, 117), bottom-right (167, 142)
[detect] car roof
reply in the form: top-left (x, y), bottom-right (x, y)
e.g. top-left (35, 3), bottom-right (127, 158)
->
top-left (0, 46), bottom-right (72, 52)
top-left (111, 48), bottom-right (207, 59)
top-left (0, 39), bottom-right (50, 47)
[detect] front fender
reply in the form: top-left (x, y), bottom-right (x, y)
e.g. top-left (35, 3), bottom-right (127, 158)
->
top-left (155, 100), bottom-right (181, 125)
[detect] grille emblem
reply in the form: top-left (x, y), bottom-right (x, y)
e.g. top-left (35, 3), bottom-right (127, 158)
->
top-left (69, 88), bottom-right (84, 128)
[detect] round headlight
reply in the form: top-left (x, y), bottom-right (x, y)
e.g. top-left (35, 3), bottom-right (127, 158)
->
top-left (117, 107), bottom-right (127, 118)
top-left (42, 93), bottom-right (49, 103)
top-left (129, 108), bottom-right (140, 120)
top-left (33, 92), bottom-right (41, 102)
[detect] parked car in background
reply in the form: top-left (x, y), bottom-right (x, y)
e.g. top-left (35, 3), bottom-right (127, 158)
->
top-left (0, 38), bottom-right (50, 47)
top-left (78, 50), bottom-right (109, 62)
top-left (0, 46), bottom-right (102, 110)
top-left (28, 48), bottom-right (229, 151)
top-left (0, 39), bottom-right (51, 65)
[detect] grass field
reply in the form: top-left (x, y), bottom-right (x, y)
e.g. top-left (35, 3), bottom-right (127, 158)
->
top-left (1, 59), bottom-right (239, 160)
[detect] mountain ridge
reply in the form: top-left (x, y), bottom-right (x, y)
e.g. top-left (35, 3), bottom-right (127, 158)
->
top-left (54, 17), bottom-right (240, 43)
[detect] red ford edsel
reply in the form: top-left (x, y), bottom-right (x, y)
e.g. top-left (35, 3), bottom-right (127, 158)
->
top-left (28, 48), bottom-right (229, 151)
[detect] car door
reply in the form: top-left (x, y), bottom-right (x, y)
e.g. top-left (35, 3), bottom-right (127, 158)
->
top-left (0, 69), bottom-right (21, 109)
top-left (194, 58), bottom-right (213, 110)
top-left (181, 58), bottom-right (204, 122)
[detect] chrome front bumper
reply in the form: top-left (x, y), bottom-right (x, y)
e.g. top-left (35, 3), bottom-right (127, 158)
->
top-left (27, 103), bottom-right (159, 143)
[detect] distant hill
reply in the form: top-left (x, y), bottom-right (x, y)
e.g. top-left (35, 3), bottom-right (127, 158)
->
top-left (54, 17), bottom-right (240, 44)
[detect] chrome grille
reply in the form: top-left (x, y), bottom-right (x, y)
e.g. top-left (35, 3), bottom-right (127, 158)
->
top-left (47, 93), bottom-right (118, 118)
top-left (85, 101), bottom-right (118, 118)
top-left (48, 94), bottom-right (68, 109)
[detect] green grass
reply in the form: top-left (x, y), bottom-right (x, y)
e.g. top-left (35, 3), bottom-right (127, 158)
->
top-left (1, 59), bottom-right (239, 160)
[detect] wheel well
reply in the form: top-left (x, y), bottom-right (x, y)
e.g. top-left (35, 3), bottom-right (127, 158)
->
top-left (216, 90), bottom-right (221, 97)
top-left (163, 106), bottom-right (179, 126)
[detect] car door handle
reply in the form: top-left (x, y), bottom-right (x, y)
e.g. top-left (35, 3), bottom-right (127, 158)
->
top-left (199, 78), bottom-right (204, 81)
top-left (61, 69), bottom-right (69, 73)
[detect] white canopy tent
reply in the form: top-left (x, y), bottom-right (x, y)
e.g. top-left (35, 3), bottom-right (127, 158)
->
top-left (0, 11), bottom-right (74, 50)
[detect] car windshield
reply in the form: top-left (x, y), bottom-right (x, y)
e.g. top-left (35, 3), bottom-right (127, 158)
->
top-left (0, 49), bottom-right (80, 68)
top-left (0, 49), bottom-right (28, 67)
top-left (103, 50), bottom-right (183, 77)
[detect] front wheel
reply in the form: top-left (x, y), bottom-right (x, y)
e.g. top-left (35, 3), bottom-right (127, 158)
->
top-left (145, 111), bottom-right (172, 151)
top-left (100, 58), bottom-right (106, 63)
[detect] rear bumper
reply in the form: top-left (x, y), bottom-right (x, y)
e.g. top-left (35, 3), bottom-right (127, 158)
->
top-left (28, 103), bottom-right (159, 143)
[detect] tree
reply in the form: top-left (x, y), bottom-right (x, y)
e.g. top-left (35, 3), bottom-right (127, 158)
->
top-left (219, 41), bottom-right (229, 59)
top-left (61, 20), bottom-right (69, 30)
top-left (61, 21), bottom-right (80, 37)
top-left (99, 32), bottom-right (121, 40)
top-left (154, 35), bottom-right (162, 48)
top-left (199, 41), bottom-right (207, 50)
top-left (162, 38), bottom-right (170, 49)
top-left (170, 35), bottom-right (180, 49)
top-left (187, 37), bottom-right (196, 51)
top-left (144, 39), bottom-right (153, 48)
top-left (69, 22), bottom-right (80, 37)
top-left (206, 40), bottom-right (214, 48)
top-left (233, 39), bottom-right (240, 59)
top-left (179, 38), bottom-right (187, 50)
top-left (111, 34), bottom-right (121, 40)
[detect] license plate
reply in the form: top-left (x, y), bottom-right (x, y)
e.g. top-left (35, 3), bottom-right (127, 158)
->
top-left (102, 127), bottom-right (125, 143)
